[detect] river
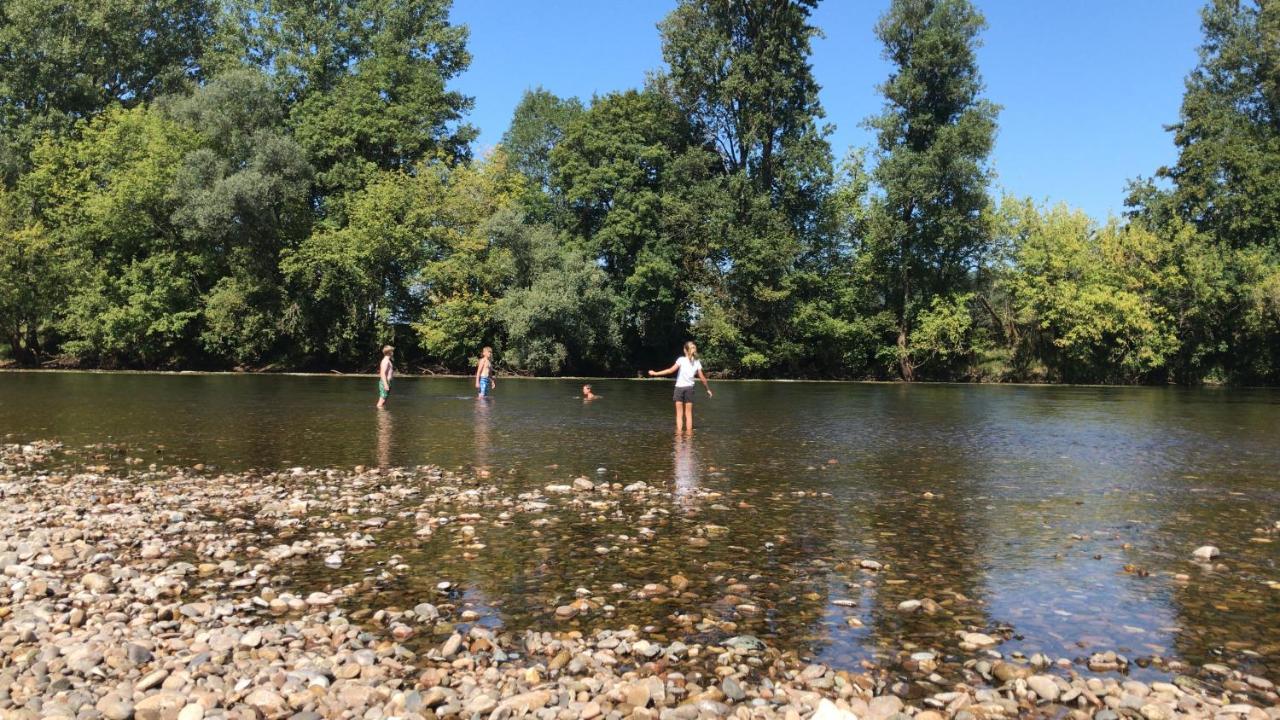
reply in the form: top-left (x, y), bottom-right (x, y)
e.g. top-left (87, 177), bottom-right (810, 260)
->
top-left (2, 371), bottom-right (1278, 681)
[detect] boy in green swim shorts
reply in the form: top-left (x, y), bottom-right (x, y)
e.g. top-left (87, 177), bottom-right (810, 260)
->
top-left (376, 345), bottom-right (394, 408)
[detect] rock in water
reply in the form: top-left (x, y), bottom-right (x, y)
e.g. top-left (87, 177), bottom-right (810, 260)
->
top-left (962, 632), bottom-right (998, 648)
top-left (1192, 545), bottom-right (1219, 561)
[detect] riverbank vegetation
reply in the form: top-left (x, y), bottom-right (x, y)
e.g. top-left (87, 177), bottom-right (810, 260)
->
top-left (1, 0), bottom-right (1277, 383)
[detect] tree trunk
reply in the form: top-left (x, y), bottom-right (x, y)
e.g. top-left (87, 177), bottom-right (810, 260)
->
top-left (897, 260), bottom-right (915, 381)
top-left (898, 203), bottom-right (915, 382)
top-left (897, 323), bottom-right (914, 381)
top-left (8, 330), bottom-right (34, 366)
top-left (977, 292), bottom-right (1017, 344)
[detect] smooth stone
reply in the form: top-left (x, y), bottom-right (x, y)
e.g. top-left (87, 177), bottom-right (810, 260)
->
top-left (1192, 546), bottom-right (1220, 561)
top-left (134, 691), bottom-right (185, 720)
top-left (499, 690), bottom-right (551, 714)
top-left (1028, 675), bottom-right (1061, 702)
top-left (127, 644), bottom-right (153, 665)
top-left (440, 633), bottom-right (463, 658)
top-left (465, 694), bottom-right (496, 714)
top-left (813, 699), bottom-right (860, 720)
top-left (962, 632), bottom-right (998, 647)
top-left (95, 695), bottom-right (134, 720)
top-left (81, 573), bottom-right (111, 593)
top-left (867, 695), bottom-right (904, 720)
top-left (136, 670), bottom-right (168, 692)
top-left (243, 689), bottom-right (285, 714)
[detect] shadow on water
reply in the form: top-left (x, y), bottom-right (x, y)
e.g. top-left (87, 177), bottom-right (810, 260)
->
top-left (1, 372), bottom-right (1278, 679)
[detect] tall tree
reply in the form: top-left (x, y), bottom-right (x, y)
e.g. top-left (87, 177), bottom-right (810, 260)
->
top-left (1125, 0), bottom-right (1280, 384)
top-left (658, 0), bottom-right (830, 215)
top-left (223, 0), bottom-right (476, 203)
top-left (864, 0), bottom-right (998, 380)
top-left (502, 88), bottom-right (584, 193)
top-left (165, 69), bottom-right (315, 366)
top-left (0, 0), bottom-right (212, 185)
top-left (501, 88), bottom-right (585, 224)
top-left (552, 88), bottom-right (722, 364)
top-left (658, 0), bottom-right (834, 373)
top-left (1150, 0), bottom-right (1280, 250)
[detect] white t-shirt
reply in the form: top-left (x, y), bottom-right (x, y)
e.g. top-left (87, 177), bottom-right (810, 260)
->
top-left (675, 356), bottom-right (702, 387)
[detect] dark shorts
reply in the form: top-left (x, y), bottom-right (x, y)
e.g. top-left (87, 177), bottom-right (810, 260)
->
top-left (673, 386), bottom-right (695, 403)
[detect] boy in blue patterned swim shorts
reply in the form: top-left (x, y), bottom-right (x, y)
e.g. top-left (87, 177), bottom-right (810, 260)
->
top-left (474, 346), bottom-right (495, 397)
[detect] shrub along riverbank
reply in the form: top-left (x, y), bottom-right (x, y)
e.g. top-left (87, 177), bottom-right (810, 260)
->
top-left (1, 0), bottom-right (1278, 384)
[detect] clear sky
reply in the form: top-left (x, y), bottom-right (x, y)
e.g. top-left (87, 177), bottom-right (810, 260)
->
top-left (448, 1), bottom-right (1205, 221)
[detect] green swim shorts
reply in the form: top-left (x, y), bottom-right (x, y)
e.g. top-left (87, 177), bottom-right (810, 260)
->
top-left (378, 382), bottom-right (390, 399)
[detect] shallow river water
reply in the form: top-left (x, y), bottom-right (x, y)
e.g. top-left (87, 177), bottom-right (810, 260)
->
top-left (2, 371), bottom-right (1278, 681)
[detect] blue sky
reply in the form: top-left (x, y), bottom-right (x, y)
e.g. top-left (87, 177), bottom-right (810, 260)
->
top-left (448, 1), bottom-right (1204, 221)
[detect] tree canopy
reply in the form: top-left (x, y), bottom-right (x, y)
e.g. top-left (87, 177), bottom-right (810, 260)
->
top-left (1, 0), bottom-right (1277, 385)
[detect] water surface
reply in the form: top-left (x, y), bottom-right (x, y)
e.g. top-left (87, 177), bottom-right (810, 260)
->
top-left (2, 371), bottom-right (1278, 680)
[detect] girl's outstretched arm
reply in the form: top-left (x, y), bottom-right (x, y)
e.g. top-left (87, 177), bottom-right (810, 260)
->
top-left (648, 363), bottom-right (680, 377)
top-left (697, 368), bottom-right (713, 397)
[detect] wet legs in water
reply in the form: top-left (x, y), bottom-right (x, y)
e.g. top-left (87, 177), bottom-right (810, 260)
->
top-left (674, 401), bottom-right (694, 433)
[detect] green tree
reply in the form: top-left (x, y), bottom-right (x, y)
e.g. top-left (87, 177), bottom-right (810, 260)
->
top-left (1125, 0), bottom-right (1280, 385)
top-left (502, 88), bottom-right (584, 194)
top-left (223, 0), bottom-right (476, 202)
top-left (165, 69), bottom-right (315, 366)
top-left (1150, 0), bottom-right (1280, 250)
top-left (21, 105), bottom-right (203, 366)
top-left (0, 191), bottom-right (75, 363)
top-left (0, 0), bottom-right (211, 184)
top-left (552, 88), bottom-right (722, 364)
top-left (863, 0), bottom-right (999, 380)
top-left (413, 150), bottom-right (526, 368)
top-left (283, 163), bottom-right (444, 366)
top-left (788, 151), bottom-right (891, 376)
top-left (495, 211), bottom-right (622, 374)
top-left (658, 0), bottom-right (834, 373)
top-left (1008, 206), bottom-right (1181, 383)
top-left (658, 0), bottom-right (830, 212)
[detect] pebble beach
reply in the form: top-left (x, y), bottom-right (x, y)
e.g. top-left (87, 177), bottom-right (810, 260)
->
top-left (1, 440), bottom-right (1278, 720)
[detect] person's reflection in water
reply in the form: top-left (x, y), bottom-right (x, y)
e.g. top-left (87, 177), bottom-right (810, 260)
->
top-left (673, 433), bottom-right (701, 510)
top-left (473, 395), bottom-right (492, 477)
top-left (376, 408), bottom-right (394, 469)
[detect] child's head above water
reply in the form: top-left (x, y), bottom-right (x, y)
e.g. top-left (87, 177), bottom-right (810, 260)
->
top-left (382, 345), bottom-right (394, 356)
top-left (482, 346), bottom-right (492, 358)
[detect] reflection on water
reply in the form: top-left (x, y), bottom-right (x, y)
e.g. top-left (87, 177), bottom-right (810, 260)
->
top-left (376, 409), bottom-right (393, 469)
top-left (672, 433), bottom-right (700, 507)
top-left (473, 395), bottom-right (492, 473)
top-left (1, 372), bottom-right (1278, 679)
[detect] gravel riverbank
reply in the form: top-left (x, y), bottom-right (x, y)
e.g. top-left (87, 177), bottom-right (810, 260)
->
top-left (1, 441), bottom-right (1277, 720)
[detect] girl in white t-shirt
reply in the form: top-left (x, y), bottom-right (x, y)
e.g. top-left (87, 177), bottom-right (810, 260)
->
top-left (648, 341), bottom-right (713, 432)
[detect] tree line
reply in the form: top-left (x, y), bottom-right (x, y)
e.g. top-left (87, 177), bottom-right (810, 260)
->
top-left (1, 0), bottom-right (1277, 383)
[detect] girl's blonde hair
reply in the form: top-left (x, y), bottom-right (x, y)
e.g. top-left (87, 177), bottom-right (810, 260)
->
top-left (683, 341), bottom-right (698, 361)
